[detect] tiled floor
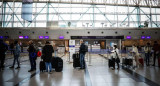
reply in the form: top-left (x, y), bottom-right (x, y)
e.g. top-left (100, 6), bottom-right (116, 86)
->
top-left (0, 53), bottom-right (160, 86)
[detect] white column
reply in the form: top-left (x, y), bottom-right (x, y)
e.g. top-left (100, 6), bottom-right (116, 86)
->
top-left (0, 1), bottom-right (3, 27)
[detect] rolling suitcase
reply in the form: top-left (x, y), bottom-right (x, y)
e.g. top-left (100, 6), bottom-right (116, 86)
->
top-left (52, 57), bottom-right (63, 72)
top-left (40, 60), bottom-right (46, 72)
top-left (125, 59), bottom-right (133, 66)
top-left (122, 58), bottom-right (126, 67)
top-left (73, 53), bottom-right (80, 68)
top-left (51, 57), bottom-right (56, 68)
top-left (139, 58), bottom-right (144, 66)
top-left (108, 59), bottom-right (114, 68)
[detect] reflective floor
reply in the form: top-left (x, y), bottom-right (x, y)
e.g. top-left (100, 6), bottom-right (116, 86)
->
top-left (0, 53), bottom-right (160, 86)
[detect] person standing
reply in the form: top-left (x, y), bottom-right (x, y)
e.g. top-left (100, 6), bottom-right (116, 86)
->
top-left (112, 45), bottom-right (120, 70)
top-left (10, 40), bottom-right (21, 69)
top-left (79, 40), bottom-right (88, 69)
top-left (152, 41), bottom-right (160, 66)
top-left (132, 44), bottom-right (140, 67)
top-left (0, 39), bottom-right (8, 71)
top-left (42, 41), bottom-right (54, 74)
top-left (27, 40), bottom-right (36, 72)
top-left (144, 43), bottom-right (151, 66)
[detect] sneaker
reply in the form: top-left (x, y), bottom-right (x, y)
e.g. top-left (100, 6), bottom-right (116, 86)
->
top-left (9, 66), bottom-right (14, 68)
top-left (15, 67), bottom-right (20, 69)
top-left (49, 72), bottom-right (52, 74)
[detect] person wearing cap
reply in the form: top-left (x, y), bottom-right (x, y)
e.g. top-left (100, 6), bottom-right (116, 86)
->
top-left (0, 39), bottom-right (8, 71)
top-left (10, 40), bottom-right (21, 69)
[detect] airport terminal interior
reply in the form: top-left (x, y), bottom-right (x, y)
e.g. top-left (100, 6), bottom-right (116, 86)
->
top-left (0, 0), bottom-right (160, 86)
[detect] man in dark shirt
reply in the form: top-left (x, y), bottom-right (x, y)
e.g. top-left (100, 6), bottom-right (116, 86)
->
top-left (42, 41), bottom-right (54, 74)
top-left (79, 40), bottom-right (88, 69)
top-left (0, 39), bottom-right (8, 71)
top-left (152, 41), bottom-right (160, 66)
top-left (27, 40), bottom-right (36, 72)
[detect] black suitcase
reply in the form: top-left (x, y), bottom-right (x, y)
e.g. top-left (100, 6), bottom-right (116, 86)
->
top-left (108, 59), bottom-right (115, 68)
top-left (73, 53), bottom-right (80, 68)
top-left (51, 57), bottom-right (63, 72)
top-left (122, 58), bottom-right (133, 66)
top-left (40, 60), bottom-right (46, 72)
top-left (51, 57), bottom-right (56, 68)
top-left (125, 59), bottom-right (133, 66)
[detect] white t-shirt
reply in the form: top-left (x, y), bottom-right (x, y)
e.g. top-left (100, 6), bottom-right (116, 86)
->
top-left (132, 46), bottom-right (139, 56)
top-left (111, 48), bottom-right (119, 58)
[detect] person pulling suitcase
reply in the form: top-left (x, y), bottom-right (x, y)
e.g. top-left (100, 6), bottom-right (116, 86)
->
top-left (112, 45), bottom-right (120, 70)
top-left (79, 40), bottom-right (88, 69)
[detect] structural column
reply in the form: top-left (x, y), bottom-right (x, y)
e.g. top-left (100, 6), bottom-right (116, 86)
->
top-left (0, 0), bottom-right (3, 27)
top-left (12, 0), bottom-right (15, 27)
top-left (2, 1), bottom-right (6, 27)
top-left (150, 6), bottom-right (152, 27)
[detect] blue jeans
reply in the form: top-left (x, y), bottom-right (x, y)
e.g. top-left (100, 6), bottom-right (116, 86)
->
top-left (45, 62), bottom-right (52, 72)
top-left (80, 53), bottom-right (85, 68)
top-left (145, 53), bottom-right (150, 65)
top-left (13, 54), bottom-right (20, 67)
top-left (29, 53), bottom-right (36, 70)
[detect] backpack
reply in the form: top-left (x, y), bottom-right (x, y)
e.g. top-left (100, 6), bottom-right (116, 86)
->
top-left (85, 45), bottom-right (88, 52)
top-left (81, 45), bottom-right (88, 53)
top-left (37, 51), bottom-right (42, 57)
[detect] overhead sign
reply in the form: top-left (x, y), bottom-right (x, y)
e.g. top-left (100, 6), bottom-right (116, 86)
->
top-left (71, 36), bottom-right (124, 39)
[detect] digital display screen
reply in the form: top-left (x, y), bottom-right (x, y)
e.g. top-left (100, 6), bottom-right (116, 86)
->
top-left (39, 36), bottom-right (43, 39)
top-left (59, 36), bottom-right (64, 39)
top-left (0, 36), bottom-right (3, 39)
top-left (24, 36), bottom-right (29, 39)
top-left (141, 36), bottom-right (145, 39)
top-left (126, 36), bottom-right (131, 39)
top-left (44, 36), bottom-right (49, 39)
top-left (71, 36), bottom-right (124, 39)
top-left (146, 36), bottom-right (151, 39)
top-left (19, 36), bottom-right (24, 39)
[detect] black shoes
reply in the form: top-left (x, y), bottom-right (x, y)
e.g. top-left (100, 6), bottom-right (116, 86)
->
top-left (15, 67), bottom-right (20, 69)
top-left (9, 66), bottom-right (14, 68)
top-left (28, 69), bottom-right (34, 72)
top-left (10, 66), bottom-right (20, 69)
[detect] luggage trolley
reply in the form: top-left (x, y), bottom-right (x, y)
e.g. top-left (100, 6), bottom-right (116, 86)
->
top-left (122, 51), bottom-right (136, 69)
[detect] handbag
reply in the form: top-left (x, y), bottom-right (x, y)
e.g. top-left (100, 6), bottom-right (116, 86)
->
top-left (115, 51), bottom-right (120, 63)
